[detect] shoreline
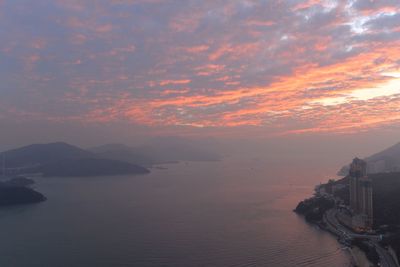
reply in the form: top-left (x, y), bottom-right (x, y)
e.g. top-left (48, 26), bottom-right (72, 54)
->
top-left (313, 219), bottom-right (368, 267)
top-left (311, 214), bottom-right (373, 267)
top-left (294, 197), bottom-right (375, 267)
top-left (296, 196), bottom-right (399, 267)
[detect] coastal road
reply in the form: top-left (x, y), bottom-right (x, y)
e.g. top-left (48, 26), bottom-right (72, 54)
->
top-left (324, 209), bottom-right (398, 267)
top-left (371, 241), bottom-right (398, 267)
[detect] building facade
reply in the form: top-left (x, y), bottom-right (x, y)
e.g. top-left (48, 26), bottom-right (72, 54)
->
top-left (349, 158), bottom-right (373, 229)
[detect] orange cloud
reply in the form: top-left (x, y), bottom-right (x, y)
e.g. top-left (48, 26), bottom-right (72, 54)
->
top-left (96, 24), bottom-right (113, 33)
top-left (184, 45), bottom-right (210, 53)
top-left (246, 20), bottom-right (275, 27)
top-left (3, 0), bottom-right (400, 138)
top-left (112, 40), bottom-right (400, 134)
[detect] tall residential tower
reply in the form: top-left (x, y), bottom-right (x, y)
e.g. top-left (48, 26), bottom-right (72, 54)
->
top-left (349, 158), bottom-right (373, 229)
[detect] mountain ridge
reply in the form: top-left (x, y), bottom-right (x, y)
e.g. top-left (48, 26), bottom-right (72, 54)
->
top-left (1, 142), bottom-right (150, 177)
top-left (338, 142), bottom-right (400, 175)
top-left (89, 138), bottom-right (221, 166)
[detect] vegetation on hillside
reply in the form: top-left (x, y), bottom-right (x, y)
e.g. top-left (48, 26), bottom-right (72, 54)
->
top-left (294, 196), bottom-right (334, 222)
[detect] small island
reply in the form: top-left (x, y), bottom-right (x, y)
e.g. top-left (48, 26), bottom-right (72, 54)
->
top-left (0, 178), bottom-right (46, 206)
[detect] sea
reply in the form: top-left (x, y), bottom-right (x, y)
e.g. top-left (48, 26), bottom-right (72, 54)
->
top-left (0, 156), bottom-right (351, 266)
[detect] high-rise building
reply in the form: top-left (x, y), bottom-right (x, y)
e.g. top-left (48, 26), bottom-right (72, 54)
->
top-left (349, 157), bottom-right (366, 212)
top-left (349, 158), bottom-right (373, 229)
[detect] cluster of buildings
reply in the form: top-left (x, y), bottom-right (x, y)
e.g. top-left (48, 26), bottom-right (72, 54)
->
top-left (349, 158), bottom-right (373, 230)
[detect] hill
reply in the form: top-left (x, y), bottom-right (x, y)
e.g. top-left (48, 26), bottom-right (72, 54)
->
top-left (89, 144), bottom-right (155, 166)
top-left (338, 142), bottom-right (400, 175)
top-left (145, 136), bottom-right (220, 162)
top-left (371, 172), bottom-right (400, 227)
top-left (327, 172), bottom-right (400, 227)
top-left (366, 142), bottom-right (400, 173)
top-left (1, 142), bottom-right (93, 168)
top-left (329, 172), bottom-right (400, 260)
top-left (90, 137), bottom-right (221, 166)
top-left (1, 142), bottom-right (150, 177)
top-left (34, 158), bottom-right (149, 177)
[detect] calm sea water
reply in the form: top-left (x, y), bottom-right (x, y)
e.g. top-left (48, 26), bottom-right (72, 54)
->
top-left (0, 157), bottom-right (351, 267)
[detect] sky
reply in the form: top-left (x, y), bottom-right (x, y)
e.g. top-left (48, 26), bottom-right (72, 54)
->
top-left (0, 0), bottom-right (400, 154)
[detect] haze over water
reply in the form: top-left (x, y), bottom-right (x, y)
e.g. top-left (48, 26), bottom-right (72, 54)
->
top-left (0, 157), bottom-right (350, 267)
top-left (1, 0), bottom-right (400, 266)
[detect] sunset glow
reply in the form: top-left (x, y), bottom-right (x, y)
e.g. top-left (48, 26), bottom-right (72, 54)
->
top-left (1, 0), bottom-right (400, 136)
top-left (2, 2), bottom-right (400, 265)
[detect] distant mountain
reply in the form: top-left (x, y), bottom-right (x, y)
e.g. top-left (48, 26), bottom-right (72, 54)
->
top-left (89, 137), bottom-right (221, 166)
top-left (1, 138), bottom-right (220, 177)
top-left (366, 142), bottom-right (400, 173)
top-left (338, 142), bottom-right (400, 175)
top-left (1, 142), bottom-right (93, 168)
top-left (34, 158), bottom-right (149, 177)
top-left (1, 142), bottom-right (150, 177)
top-left (140, 136), bottom-right (221, 162)
top-left (89, 144), bottom-right (155, 166)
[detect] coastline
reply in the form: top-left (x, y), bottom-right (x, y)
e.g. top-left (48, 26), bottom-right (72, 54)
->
top-left (295, 190), bottom-right (400, 267)
top-left (320, 215), bottom-right (371, 266)
top-left (294, 196), bottom-right (374, 267)
top-left (306, 210), bottom-right (373, 267)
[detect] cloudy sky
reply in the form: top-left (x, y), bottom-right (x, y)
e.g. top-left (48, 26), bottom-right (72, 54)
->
top-left (1, 0), bottom-right (400, 148)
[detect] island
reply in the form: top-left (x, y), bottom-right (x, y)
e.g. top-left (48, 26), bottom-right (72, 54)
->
top-left (0, 140), bottom-right (220, 177)
top-left (0, 179), bottom-right (46, 206)
top-left (35, 158), bottom-right (150, 177)
top-left (0, 142), bottom-right (150, 177)
top-left (0, 142), bottom-right (155, 208)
